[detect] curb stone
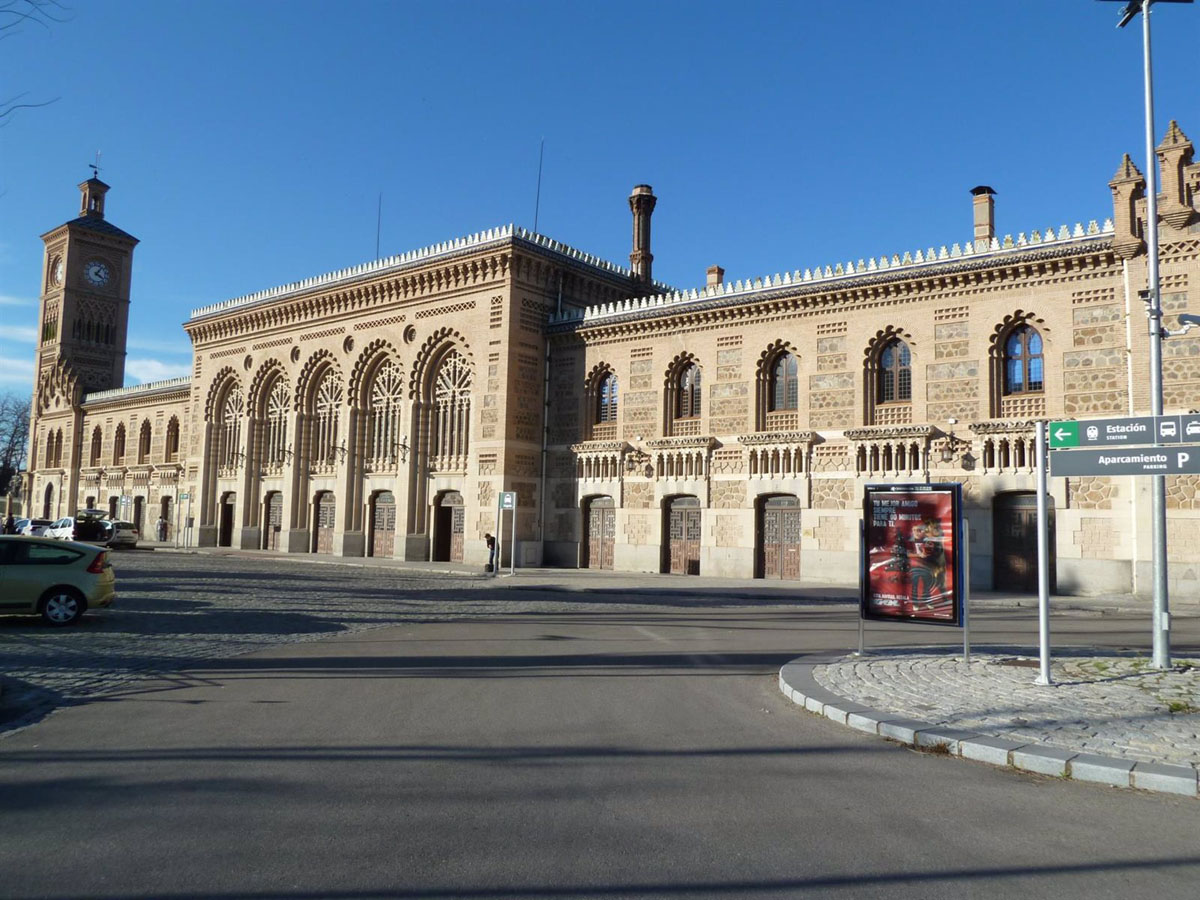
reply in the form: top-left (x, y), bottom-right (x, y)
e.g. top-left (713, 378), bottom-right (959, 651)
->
top-left (779, 654), bottom-right (1199, 801)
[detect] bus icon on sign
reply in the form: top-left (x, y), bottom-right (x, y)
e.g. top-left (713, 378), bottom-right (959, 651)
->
top-left (1161, 420), bottom-right (1178, 438)
top-left (1086, 426), bottom-right (1099, 440)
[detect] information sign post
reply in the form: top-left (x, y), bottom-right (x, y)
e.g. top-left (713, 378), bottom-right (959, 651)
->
top-left (499, 491), bottom-right (517, 576)
top-left (1035, 422), bottom-right (1052, 686)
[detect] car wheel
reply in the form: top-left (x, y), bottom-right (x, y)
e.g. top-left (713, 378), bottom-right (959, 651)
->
top-left (40, 588), bottom-right (86, 626)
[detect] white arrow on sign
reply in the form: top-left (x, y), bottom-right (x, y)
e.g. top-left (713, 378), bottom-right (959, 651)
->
top-left (1053, 427), bottom-right (1072, 442)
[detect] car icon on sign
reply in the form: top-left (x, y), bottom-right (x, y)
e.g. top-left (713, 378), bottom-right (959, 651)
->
top-left (1187, 421), bottom-right (1200, 437)
top-left (1161, 420), bottom-right (1178, 438)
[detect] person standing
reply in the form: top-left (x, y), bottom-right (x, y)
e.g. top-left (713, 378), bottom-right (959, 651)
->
top-left (155, 515), bottom-right (168, 542)
top-left (3, 513), bottom-right (15, 535)
top-left (485, 532), bottom-right (496, 573)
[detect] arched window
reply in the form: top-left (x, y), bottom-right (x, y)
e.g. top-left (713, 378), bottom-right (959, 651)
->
top-left (55, 430), bottom-right (63, 467)
top-left (597, 372), bottom-right (619, 423)
top-left (312, 371), bottom-right (343, 466)
top-left (90, 427), bottom-right (102, 466)
top-left (113, 423), bottom-right (126, 465)
top-left (1003, 325), bottom-right (1044, 394)
top-left (769, 352), bottom-right (799, 412)
top-left (43, 432), bottom-right (54, 469)
top-left (877, 339), bottom-right (912, 403)
top-left (218, 384), bottom-right (244, 469)
top-left (165, 417), bottom-right (180, 462)
top-left (675, 363), bottom-right (701, 420)
top-left (264, 378), bottom-right (290, 466)
top-left (432, 350), bottom-right (471, 463)
top-left (367, 361), bottom-right (403, 465)
top-left (138, 420), bottom-right (152, 464)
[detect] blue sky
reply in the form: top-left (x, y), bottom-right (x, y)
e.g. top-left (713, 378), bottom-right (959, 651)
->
top-left (2, 0), bottom-right (1197, 396)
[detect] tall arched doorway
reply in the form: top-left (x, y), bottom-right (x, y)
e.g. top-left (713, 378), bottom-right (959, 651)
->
top-left (218, 492), bottom-right (236, 547)
top-left (993, 491), bottom-right (1055, 593)
top-left (133, 497), bottom-right (145, 534)
top-left (108, 496), bottom-right (119, 519)
top-left (370, 491), bottom-right (396, 558)
top-left (313, 492), bottom-right (336, 554)
top-left (263, 491), bottom-right (282, 550)
top-left (432, 490), bottom-right (465, 562)
top-left (43, 483), bottom-right (54, 519)
top-left (663, 495), bottom-right (701, 575)
top-left (583, 496), bottom-right (615, 570)
top-left (757, 494), bottom-right (801, 580)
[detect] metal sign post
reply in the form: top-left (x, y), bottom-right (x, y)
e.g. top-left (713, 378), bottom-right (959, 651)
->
top-left (494, 490), bottom-right (503, 576)
top-left (1035, 422), bottom-right (1052, 686)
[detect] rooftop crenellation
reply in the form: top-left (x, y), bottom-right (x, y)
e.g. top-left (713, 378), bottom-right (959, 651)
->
top-left (552, 217), bottom-right (1115, 326)
top-left (83, 376), bottom-right (192, 404)
top-left (189, 225), bottom-right (673, 322)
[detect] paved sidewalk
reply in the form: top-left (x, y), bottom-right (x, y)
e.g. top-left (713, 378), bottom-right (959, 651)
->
top-left (780, 649), bottom-right (1200, 799)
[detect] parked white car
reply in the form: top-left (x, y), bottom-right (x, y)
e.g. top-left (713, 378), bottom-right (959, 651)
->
top-left (105, 521), bottom-right (139, 549)
top-left (18, 518), bottom-right (54, 536)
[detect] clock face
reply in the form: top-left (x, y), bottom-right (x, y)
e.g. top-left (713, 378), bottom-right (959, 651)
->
top-left (84, 259), bottom-right (110, 288)
top-left (51, 257), bottom-right (64, 286)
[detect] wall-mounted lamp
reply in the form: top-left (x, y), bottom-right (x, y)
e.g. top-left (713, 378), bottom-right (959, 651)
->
top-left (940, 418), bottom-right (962, 464)
top-left (394, 436), bottom-right (410, 464)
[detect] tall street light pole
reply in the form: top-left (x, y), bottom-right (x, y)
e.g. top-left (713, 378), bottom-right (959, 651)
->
top-left (1100, 0), bottom-right (1192, 669)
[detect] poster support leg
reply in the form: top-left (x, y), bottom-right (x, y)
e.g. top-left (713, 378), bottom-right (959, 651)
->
top-left (1035, 421), bottom-right (1052, 685)
top-left (854, 519), bottom-right (866, 656)
top-left (509, 507), bottom-right (516, 576)
top-left (962, 520), bottom-right (971, 666)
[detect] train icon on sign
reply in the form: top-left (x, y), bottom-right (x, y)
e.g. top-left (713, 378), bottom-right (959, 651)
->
top-left (1086, 426), bottom-right (1099, 440)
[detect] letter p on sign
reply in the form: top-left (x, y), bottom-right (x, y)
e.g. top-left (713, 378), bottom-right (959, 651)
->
top-left (1179, 452), bottom-right (1191, 469)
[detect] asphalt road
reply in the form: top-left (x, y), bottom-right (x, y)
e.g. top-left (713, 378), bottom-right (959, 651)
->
top-left (2, 554), bottom-right (1199, 900)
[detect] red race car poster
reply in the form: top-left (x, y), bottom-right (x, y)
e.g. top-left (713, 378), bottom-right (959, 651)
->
top-left (861, 483), bottom-right (963, 626)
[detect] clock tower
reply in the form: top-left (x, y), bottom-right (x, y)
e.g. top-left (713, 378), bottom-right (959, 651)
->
top-left (36, 175), bottom-right (139, 397)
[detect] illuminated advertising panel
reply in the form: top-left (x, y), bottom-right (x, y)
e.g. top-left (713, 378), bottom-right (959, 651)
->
top-left (861, 483), bottom-right (963, 627)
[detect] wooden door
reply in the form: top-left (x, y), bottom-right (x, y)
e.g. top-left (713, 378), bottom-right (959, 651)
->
top-left (450, 506), bottom-right (465, 562)
top-left (759, 497), bottom-right (801, 580)
top-left (372, 492), bottom-right (396, 558)
top-left (315, 493), bottom-right (335, 554)
top-left (993, 492), bottom-right (1053, 592)
top-left (265, 492), bottom-right (282, 550)
top-left (585, 498), bottom-right (615, 570)
top-left (666, 498), bottom-right (701, 575)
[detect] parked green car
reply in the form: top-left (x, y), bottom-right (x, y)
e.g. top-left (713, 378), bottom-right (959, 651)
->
top-left (0, 536), bottom-right (116, 625)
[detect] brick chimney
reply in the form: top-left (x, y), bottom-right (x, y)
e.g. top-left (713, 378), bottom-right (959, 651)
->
top-left (971, 186), bottom-right (995, 251)
top-left (629, 184), bottom-right (656, 286)
top-left (706, 265), bottom-right (724, 286)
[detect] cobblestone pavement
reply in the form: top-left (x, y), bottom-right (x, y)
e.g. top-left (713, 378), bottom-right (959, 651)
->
top-left (814, 649), bottom-right (1200, 771)
top-left (0, 552), bottom-right (696, 735)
